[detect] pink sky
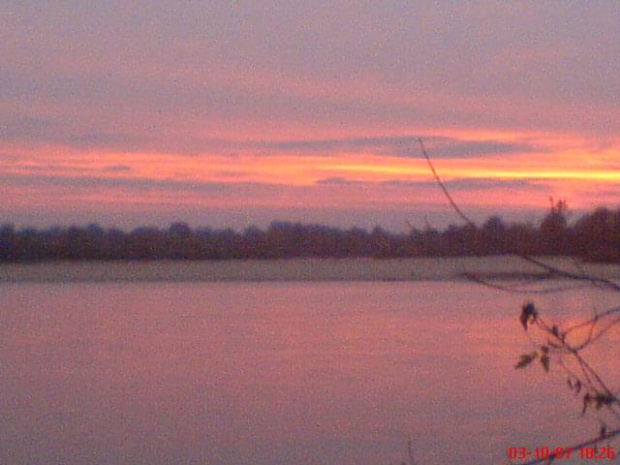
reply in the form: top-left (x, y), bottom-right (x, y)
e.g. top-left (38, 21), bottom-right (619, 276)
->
top-left (2, 1), bottom-right (619, 230)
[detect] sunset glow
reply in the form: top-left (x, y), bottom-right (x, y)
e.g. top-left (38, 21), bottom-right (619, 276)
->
top-left (2, 2), bottom-right (619, 229)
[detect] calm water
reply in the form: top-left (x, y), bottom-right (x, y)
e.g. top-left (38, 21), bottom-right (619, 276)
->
top-left (1, 280), bottom-right (618, 464)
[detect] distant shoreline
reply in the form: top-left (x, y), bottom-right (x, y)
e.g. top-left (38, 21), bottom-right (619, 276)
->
top-left (1, 256), bottom-right (619, 283)
top-left (4, 207), bottom-right (620, 264)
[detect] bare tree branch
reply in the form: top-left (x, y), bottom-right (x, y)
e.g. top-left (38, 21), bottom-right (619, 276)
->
top-left (418, 138), bottom-right (620, 291)
top-left (418, 138), bottom-right (620, 464)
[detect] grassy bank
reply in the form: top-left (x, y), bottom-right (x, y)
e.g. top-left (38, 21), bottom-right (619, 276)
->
top-left (1, 256), bottom-right (619, 283)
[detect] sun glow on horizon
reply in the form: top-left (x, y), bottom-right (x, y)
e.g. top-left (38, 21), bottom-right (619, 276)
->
top-left (2, 126), bottom-right (620, 227)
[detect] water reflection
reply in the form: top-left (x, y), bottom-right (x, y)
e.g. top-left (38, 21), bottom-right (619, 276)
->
top-left (1, 281), bottom-right (617, 464)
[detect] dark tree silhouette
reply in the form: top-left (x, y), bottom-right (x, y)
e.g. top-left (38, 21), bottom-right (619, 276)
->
top-left (3, 209), bottom-right (620, 263)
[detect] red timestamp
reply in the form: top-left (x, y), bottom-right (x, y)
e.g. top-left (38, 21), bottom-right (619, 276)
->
top-left (507, 445), bottom-right (617, 461)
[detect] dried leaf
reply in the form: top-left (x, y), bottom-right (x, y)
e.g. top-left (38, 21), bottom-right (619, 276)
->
top-left (582, 393), bottom-right (591, 415)
top-left (515, 352), bottom-right (538, 369)
top-left (520, 302), bottom-right (538, 330)
top-left (594, 393), bottom-right (615, 409)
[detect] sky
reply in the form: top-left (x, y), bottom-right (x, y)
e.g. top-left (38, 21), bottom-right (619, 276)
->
top-left (1, 1), bottom-right (619, 231)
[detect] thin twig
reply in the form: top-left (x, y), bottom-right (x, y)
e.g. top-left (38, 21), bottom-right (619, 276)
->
top-left (564, 305), bottom-right (620, 335)
top-left (407, 439), bottom-right (416, 465)
top-left (582, 317), bottom-right (620, 348)
top-left (418, 138), bottom-right (620, 291)
top-left (534, 316), bottom-right (620, 421)
top-left (463, 273), bottom-right (591, 295)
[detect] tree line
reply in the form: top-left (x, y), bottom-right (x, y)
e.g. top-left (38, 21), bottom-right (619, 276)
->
top-left (1, 203), bottom-right (619, 262)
